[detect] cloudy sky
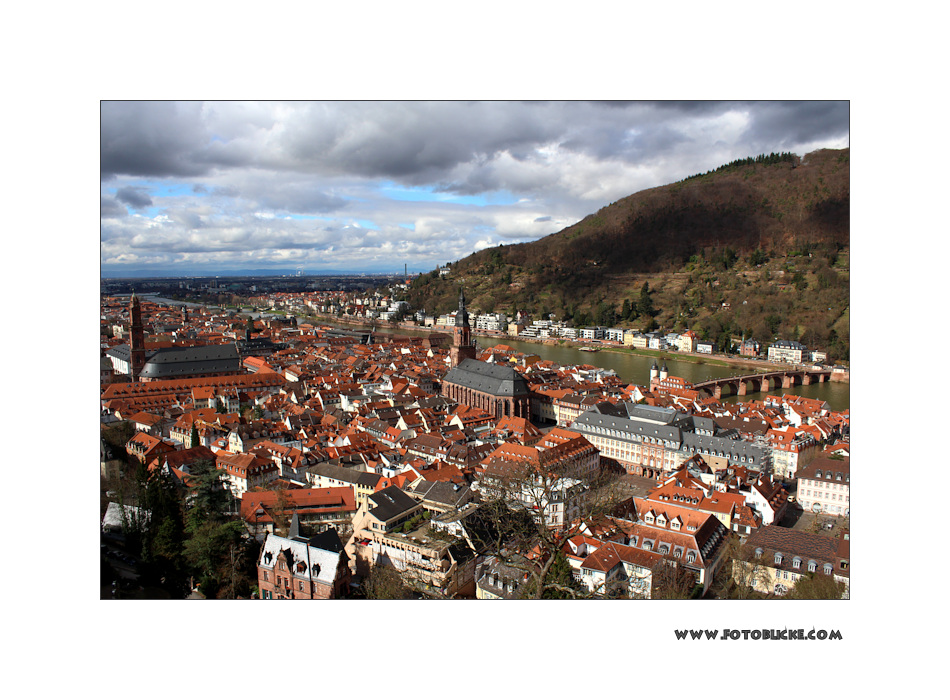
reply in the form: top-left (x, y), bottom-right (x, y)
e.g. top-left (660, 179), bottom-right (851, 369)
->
top-left (100, 101), bottom-right (849, 277)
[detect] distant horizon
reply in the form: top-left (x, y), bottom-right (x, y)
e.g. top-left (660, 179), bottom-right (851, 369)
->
top-left (100, 269), bottom-right (417, 280)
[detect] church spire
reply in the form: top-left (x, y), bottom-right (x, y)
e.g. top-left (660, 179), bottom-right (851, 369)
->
top-left (449, 286), bottom-right (476, 367)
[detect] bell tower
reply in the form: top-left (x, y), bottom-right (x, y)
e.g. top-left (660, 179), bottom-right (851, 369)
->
top-left (449, 287), bottom-right (477, 368)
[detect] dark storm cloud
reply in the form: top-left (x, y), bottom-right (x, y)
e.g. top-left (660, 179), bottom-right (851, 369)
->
top-left (101, 101), bottom-right (211, 178)
top-left (534, 216), bottom-right (552, 222)
top-left (100, 196), bottom-right (126, 218)
top-left (741, 101), bottom-right (850, 148)
top-left (100, 101), bottom-right (849, 188)
top-left (649, 100), bottom-right (733, 114)
top-left (115, 186), bottom-right (153, 209)
top-left (270, 101), bottom-right (564, 183)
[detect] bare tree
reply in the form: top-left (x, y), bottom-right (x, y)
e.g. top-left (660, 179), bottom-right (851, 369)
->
top-left (726, 539), bottom-right (773, 599)
top-left (472, 457), bottom-right (627, 600)
top-left (361, 563), bottom-right (413, 600)
top-left (788, 572), bottom-right (848, 600)
top-left (272, 483), bottom-right (292, 536)
top-left (651, 556), bottom-right (699, 600)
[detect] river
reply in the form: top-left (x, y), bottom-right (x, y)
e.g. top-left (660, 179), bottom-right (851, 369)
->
top-left (373, 328), bottom-right (849, 412)
top-left (136, 297), bottom-right (849, 411)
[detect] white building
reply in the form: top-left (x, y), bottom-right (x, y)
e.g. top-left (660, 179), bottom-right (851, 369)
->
top-left (796, 457), bottom-right (850, 517)
top-left (768, 340), bottom-right (808, 364)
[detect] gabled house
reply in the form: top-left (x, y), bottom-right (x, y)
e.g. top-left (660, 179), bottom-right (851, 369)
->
top-left (216, 451), bottom-right (279, 498)
top-left (577, 540), bottom-right (664, 598)
top-left (126, 431), bottom-right (177, 465)
top-left (475, 555), bottom-right (530, 600)
top-left (257, 523), bottom-right (351, 599)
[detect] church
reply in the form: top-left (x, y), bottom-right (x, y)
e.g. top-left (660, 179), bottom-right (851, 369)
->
top-left (440, 290), bottom-right (532, 419)
top-left (106, 293), bottom-right (242, 382)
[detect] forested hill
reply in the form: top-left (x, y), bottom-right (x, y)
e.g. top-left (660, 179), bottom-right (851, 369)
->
top-left (404, 148), bottom-right (850, 360)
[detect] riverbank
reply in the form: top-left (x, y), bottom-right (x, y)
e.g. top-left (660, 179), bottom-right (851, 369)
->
top-left (302, 313), bottom-right (847, 382)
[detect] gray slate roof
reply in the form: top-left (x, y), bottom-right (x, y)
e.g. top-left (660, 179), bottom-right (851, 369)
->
top-left (572, 404), bottom-right (769, 467)
top-left (407, 479), bottom-right (472, 508)
top-left (442, 359), bottom-right (530, 397)
top-left (138, 343), bottom-right (242, 379)
top-left (309, 462), bottom-right (384, 488)
top-left (258, 532), bottom-right (343, 586)
top-left (368, 485), bottom-right (420, 522)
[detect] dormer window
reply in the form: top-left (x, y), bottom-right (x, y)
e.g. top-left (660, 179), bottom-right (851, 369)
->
top-left (792, 557), bottom-right (801, 569)
top-left (823, 563), bottom-right (833, 575)
top-left (808, 560), bottom-right (817, 572)
top-left (774, 553), bottom-right (783, 565)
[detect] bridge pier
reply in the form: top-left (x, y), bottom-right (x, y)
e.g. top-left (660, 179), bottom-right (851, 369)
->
top-left (782, 375), bottom-right (793, 389)
top-left (738, 381), bottom-right (748, 396)
top-left (802, 374), bottom-right (812, 386)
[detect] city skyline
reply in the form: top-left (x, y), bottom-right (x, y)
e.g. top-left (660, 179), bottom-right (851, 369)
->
top-left (101, 101), bottom-right (849, 277)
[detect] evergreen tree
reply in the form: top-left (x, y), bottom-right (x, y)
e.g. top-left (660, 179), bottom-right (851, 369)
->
top-left (186, 459), bottom-right (229, 530)
top-left (637, 282), bottom-right (656, 318)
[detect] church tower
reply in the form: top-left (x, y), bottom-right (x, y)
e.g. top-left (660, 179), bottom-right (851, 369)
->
top-left (449, 288), bottom-right (477, 368)
top-left (129, 292), bottom-right (146, 381)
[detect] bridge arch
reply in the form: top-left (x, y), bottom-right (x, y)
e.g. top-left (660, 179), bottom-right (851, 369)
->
top-left (692, 369), bottom-right (830, 399)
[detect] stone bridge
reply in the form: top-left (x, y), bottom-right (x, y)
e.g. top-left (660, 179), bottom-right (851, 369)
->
top-left (692, 369), bottom-right (831, 399)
